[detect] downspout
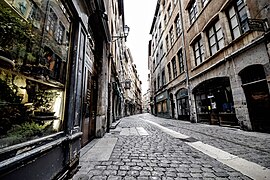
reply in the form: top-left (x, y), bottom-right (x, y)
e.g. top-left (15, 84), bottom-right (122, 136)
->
top-left (178, 0), bottom-right (195, 122)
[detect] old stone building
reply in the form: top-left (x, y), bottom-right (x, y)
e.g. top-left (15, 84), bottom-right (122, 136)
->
top-left (123, 48), bottom-right (142, 116)
top-left (149, 0), bottom-right (189, 119)
top-left (183, 0), bottom-right (270, 132)
top-left (106, 0), bottom-right (142, 122)
top-left (0, 0), bottom-right (141, 179)
top-left (149, 0), bottom-right (270, 133)
top-left (0, 0), bottom-right (111, 179)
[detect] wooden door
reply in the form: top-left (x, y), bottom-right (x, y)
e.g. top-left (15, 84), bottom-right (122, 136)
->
top-left (81, 68), bottom-right (97, 146)
top-left (244, 81), bottom-right (270, 133)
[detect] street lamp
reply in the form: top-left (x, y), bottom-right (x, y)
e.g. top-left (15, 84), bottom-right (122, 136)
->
top-left (112, 25), bottom-right (130, 41)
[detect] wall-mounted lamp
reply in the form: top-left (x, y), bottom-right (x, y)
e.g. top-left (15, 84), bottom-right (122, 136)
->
top-left (112, 25), bottom-right (130, 41)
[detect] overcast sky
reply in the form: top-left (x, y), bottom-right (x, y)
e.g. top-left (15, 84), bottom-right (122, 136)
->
top-left (124, 0), bottom-right (157, 95)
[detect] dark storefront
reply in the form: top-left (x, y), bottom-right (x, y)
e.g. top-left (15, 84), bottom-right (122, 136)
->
top-left (193, 77), bottom-right (238, 126)
top-left (239, 65), bottom-right (270, 133)
top-left (155, 91), bottom-right (170, 118)
top-left (176, 88), bottom-right (190, 121)
top-left (0, 0), bottom-right (104, 179)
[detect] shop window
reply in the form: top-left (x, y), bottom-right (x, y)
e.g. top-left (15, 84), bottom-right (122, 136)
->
top-left (195, 93), bottom-right (209, 113)
top-left (162, 100), bottom-right (167, 112)
top-left (0, 0), bottom-right (70, 149)
top-left (28, 3), bottom-right (42, 29)
top-left (157, 103), bottom-right (162, 113)
top-left (176, 89), bottom-right (189, 117)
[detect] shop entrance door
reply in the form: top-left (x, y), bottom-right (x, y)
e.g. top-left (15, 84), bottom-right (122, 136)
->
top-left (176, 89), bottom-right (190, 121)
top-left (240, 65), bottom-right (270, 133)
top-left (243, 81), bottom-right (270, 132)
top-left (81, 67), bottom-right (97, 146)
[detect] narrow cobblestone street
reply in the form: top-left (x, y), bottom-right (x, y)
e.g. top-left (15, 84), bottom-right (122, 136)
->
top-left (72, 113), bottom-right (270, 180)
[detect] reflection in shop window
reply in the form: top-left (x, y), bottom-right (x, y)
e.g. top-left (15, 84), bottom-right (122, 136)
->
top-left (0, 0), bottom-right (70, 149)
top-left (157, 103), bottom-right (162, 113)
top-left (56, 22), bottom-right (65, 44)
top-left (46, 8), bottom-right (58, 35)
top-left (162, 100), bottom-right (167, 112)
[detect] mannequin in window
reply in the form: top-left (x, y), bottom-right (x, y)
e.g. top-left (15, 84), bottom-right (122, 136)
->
top-left (44, 52), bottom-right (55, 71)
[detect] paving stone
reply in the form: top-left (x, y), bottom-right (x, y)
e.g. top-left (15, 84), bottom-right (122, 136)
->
top-left (117, 170), bottom-right (127, 176)
top-left (139, 170), bottom-right (151, 176)
top-left (102, 170), bottom-right (117, 176)
top-left (107, 175), bottom-right (122, 180)
top-left (107, 165), bottom-right (119, 170)
top-left (127, 170), bottom-right (140, 177)
top-left (90, 175), bottom-right (107, 180)
top-left (119, 165), bottom-right (130, 171)
top-left (213, 172), bottom-right (230, 177)
top-left (71, 114), bottom-right (268, 180)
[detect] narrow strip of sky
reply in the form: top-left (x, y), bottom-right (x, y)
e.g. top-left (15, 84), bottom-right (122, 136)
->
top-left (124, 0), bottom-right (157, 94)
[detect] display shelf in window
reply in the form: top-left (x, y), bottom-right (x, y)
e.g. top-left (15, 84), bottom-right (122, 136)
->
top-left (0, 69), bottom-right (65, 149)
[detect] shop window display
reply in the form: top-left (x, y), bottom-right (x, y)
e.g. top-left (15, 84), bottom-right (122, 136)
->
top-left (0, 0), bottom-right (70, 149)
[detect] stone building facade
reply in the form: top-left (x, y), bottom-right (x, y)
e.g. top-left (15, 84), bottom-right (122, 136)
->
top-left (0, 0), bottom-right (111, 179)
top-left (0, 0), bottom-right (141, 179)
top-left (123, 48), bottom-right (142, 116)
top-left (149, 0), bottom-right (270, 133)
top-left (106, 0), bottom-right (142, 122)
top-left (149, 0), bottom-right (189, 119)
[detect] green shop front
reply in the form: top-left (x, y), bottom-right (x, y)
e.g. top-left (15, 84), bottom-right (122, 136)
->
top-left (155, 91), bottom-right (170, 118)
top-left (0, 0), bottom-right (87, 179)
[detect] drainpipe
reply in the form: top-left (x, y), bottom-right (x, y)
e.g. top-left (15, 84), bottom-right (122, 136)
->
top-left (178, 0), bottom-right (195, 122)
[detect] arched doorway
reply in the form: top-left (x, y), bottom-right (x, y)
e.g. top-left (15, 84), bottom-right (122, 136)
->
top-left (193, 77), bottom-right (238, 126)
top-left (176, 89), bottom-right (190, 120)
top-left (239, 65), bottom-right (270, 133)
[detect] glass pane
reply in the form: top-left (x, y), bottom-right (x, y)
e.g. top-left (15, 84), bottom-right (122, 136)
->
top-left (211, 45), bottom-right (217, 54)
top-left (208, 27), bottom-right (214, 36)
top-left (215, 21), bottom-right (221, 30)
top-left (231, 16), bottom-right (239, 29)
top-left (218, 38), bottom-right (224, 49)
top-left (195, 50), bottom-right (200, 58)
top-left (209, 36), bottom-right (216, 46)
top-left (217, 29), bottom-right (223, 40)
top-left (233, 27), bottom-right (241, 38)
top-left (228, 7), bottom-right (236, 18)
top-left (0, 0), bottom-right (70, 148)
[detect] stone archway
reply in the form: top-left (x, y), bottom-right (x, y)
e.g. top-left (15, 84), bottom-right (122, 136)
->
top-left (239, 65), bottom-right (270, 133)
top-left (192, 77), bottom-right (238, 126)
top-left (176, 88), bottom-right (190, 121)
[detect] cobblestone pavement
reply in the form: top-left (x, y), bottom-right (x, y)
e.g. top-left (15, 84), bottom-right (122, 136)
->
top-left (72, 113), bottom-right (270, 180)
top-left (138, 113), bottom-right (270, 169)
